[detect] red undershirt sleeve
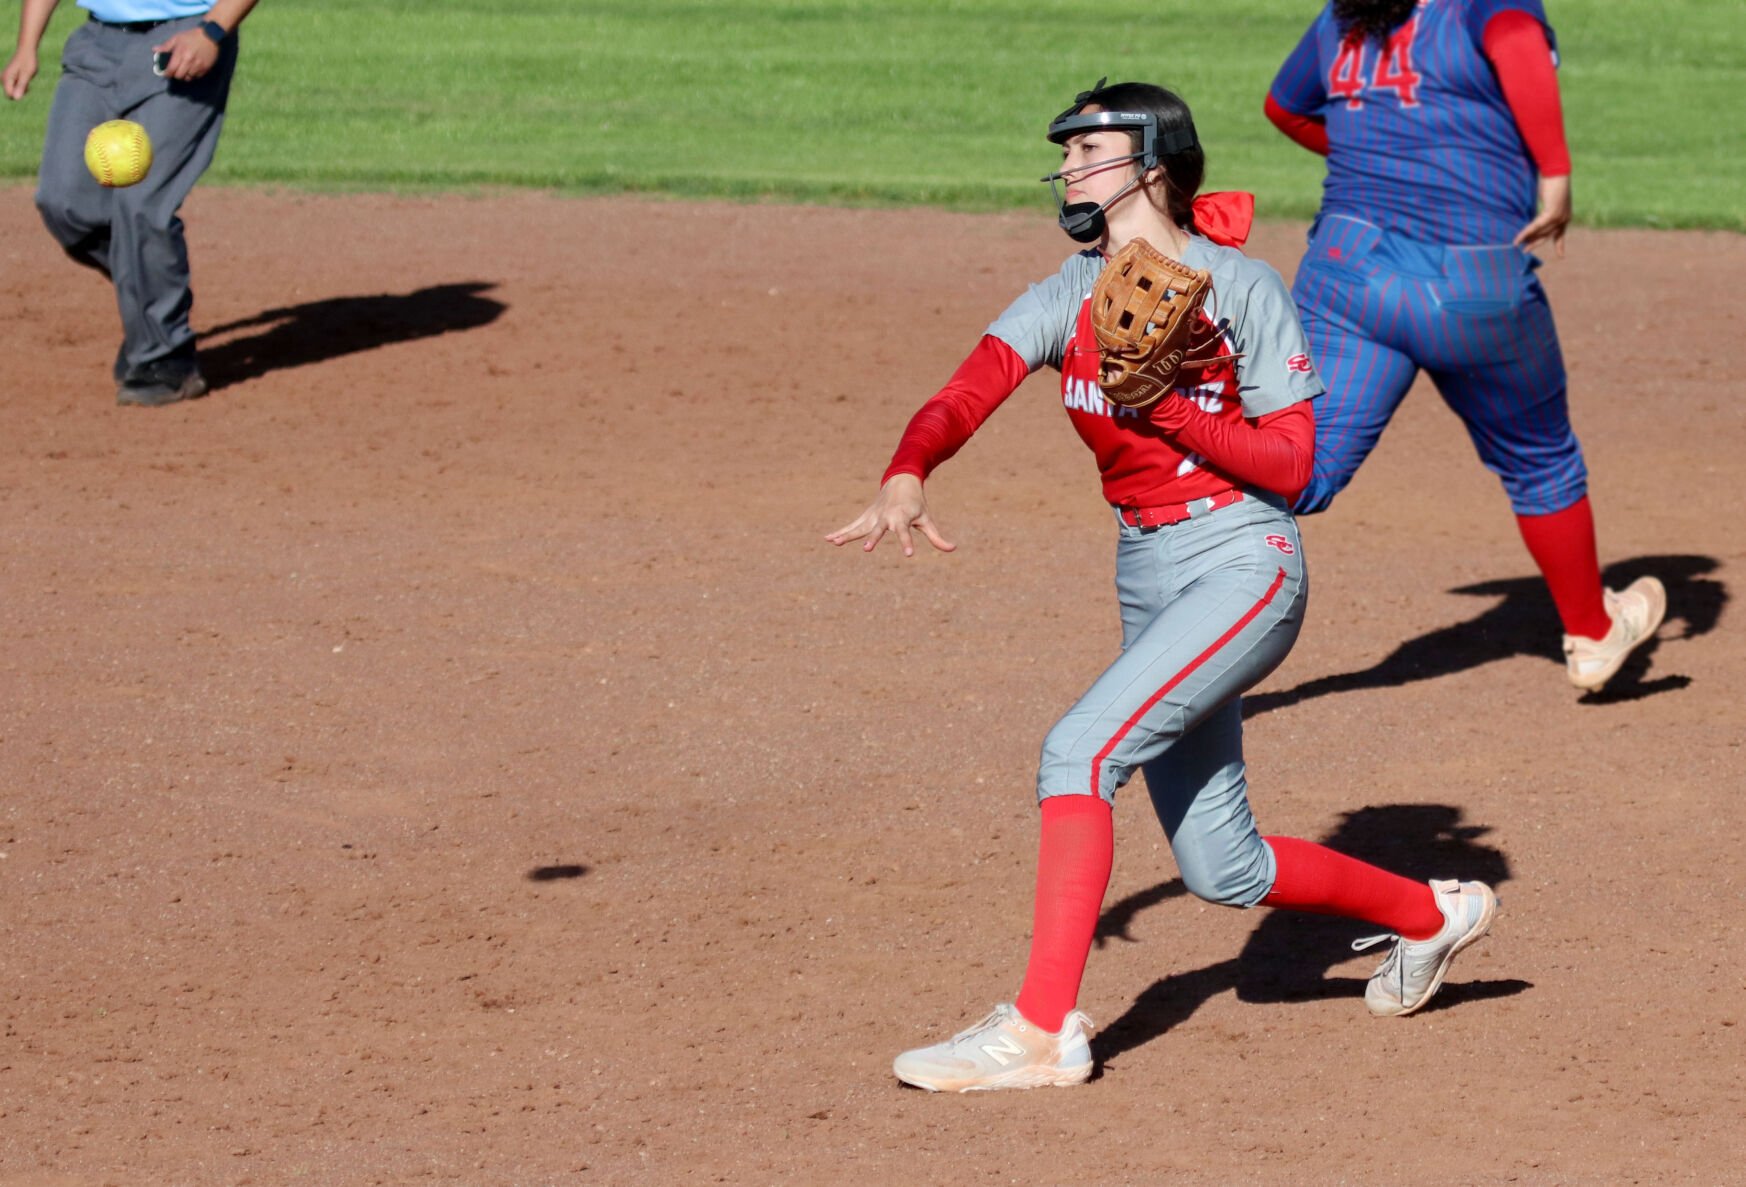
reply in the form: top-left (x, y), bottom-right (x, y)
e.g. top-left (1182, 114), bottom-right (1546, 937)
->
top-left (1263, 92), bottom-right (1330, 156)
top-left (882, 335), bottom-right (1032, 485)
top-left (1149, 398), bottom-right (1318, 502)
top-left (1482, 10), bottom-right (1571, 176)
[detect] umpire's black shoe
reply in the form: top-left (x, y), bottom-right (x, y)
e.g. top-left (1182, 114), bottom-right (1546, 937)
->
top-left (117, 361), bottom-right (210, 407)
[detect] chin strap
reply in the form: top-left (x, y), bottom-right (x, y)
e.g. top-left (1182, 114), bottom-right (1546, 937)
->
top-left (1060, 189), bottom-right (1258, 250)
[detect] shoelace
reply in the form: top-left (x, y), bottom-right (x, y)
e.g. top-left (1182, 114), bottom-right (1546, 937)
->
top-left (1611, 592), bottom-right (1649, 642)
top-left (949, 1006), bottom-right (1019, 1045)
top-left (1351, 933), bottom-right (1403, 989)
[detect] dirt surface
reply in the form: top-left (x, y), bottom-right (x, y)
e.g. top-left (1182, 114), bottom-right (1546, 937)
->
top-left (1, 188), bottom-right (1742, 1186)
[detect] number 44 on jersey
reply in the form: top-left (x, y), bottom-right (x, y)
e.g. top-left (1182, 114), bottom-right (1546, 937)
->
top-left (1329, 17), bottom-right (1423, 108)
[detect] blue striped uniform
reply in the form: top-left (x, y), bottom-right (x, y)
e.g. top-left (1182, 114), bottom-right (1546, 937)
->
top-left (1270, 0), bottom-right (1585, 517)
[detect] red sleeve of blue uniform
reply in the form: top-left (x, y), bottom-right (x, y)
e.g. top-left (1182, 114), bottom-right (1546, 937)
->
top-left (1268, 16), bottom-right (1329, 117)
top-left (1482, 9), bottom-right (1571, 176)
top-left (1264, 93), bottom-right (1330, 156)
top-left (1148, 399), bottom-right (1318, 502)
top-left (882, 335), bottom-right (1031, 485)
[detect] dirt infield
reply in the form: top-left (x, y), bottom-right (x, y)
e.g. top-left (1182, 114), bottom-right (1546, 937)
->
top-left (1, 188), bottom-right (1742, 1185)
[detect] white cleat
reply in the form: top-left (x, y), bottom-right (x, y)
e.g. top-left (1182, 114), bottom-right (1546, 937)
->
top-left (892, 1003), bottom-right (1094, 1093)
top-left (1563, 576), bottom-right (1667, 692)
top-left (1355, 879), bottom-right (1498, 1018)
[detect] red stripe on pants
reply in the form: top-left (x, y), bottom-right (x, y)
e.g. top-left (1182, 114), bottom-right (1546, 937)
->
top-left (1088, 566), bottom-right (1288, 797)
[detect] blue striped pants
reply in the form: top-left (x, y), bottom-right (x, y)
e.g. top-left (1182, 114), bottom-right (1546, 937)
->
top-left (1290, 213), bottom-right (1587, 517)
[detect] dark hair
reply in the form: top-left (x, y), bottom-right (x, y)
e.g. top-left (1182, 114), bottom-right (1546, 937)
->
top-left (1332, 0), bottom-right (1417, 42)
top-left (1070, 81), bottom-right (1204, 232)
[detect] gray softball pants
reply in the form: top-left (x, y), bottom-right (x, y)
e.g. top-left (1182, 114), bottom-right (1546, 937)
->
top-left (1036, 490), bottom-right (1307, 907)
top-left (35, 16), bottom-right (237, 374)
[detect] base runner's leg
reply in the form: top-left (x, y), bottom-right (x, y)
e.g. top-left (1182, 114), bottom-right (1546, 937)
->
top-left (1289, 220), bottom-right (1424, 516)
top-left (1425, 260), bottom-right (1609, 640)
top-left (1516, 498), bottom-right (1611, 640)
top-left (1290, 303), bottom-right (1419, 516)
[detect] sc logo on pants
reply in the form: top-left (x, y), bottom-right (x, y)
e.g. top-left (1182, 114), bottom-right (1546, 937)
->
top-left (1265, 534), bottom-right (1295, 555)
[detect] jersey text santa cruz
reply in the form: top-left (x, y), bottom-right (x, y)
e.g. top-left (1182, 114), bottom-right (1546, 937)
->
top-left (988, 237), bottom-right (1324, 509)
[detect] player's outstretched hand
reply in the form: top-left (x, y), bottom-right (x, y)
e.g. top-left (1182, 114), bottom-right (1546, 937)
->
top-left (2, 49), bottom-right (38, 100)
top-left (825, 473), bottom-right (957, 557)
top-left (1515, 174), bottom-right (1571, 258)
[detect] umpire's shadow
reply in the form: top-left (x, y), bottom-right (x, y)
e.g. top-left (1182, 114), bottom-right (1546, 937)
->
top-left (1244, 554), bottom-right (1725, 719)
top-left (196, 281), bottom-right (507, 388)
top-left (1092, 803), bottom-right (1529, 1067)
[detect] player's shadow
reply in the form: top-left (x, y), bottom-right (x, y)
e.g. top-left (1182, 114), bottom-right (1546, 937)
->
top-left (1244, 554), bottom-right (1724, 718)
top-left (196, 281), bottom-right (507, 388)
top-left (1091, 803), bottom-right (1529, 1067)
top-left (525, 864), bottom-right (589, 882)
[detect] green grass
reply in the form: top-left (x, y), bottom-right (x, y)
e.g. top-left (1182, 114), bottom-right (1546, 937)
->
top-left (1, 0), bottom-right (1740, 229)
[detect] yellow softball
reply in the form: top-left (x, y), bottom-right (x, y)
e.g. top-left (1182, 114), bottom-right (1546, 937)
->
top-left (84, 119), bottom-right (153, 188)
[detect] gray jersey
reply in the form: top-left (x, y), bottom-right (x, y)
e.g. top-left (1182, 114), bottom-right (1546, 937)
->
top-left (979, 236), bottom-right (1324, 507)
top-left (988, 238), bottom-right (1325, 416)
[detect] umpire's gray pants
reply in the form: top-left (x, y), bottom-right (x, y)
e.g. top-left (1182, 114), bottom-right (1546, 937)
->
top-left (1036, 490), bottom-right (1307, 907)
top-left (35, 16), bottom-right (237, 374)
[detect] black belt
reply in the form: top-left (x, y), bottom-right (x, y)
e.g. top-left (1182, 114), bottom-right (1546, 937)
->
top-left (88, 15), bottom-right (175, 31)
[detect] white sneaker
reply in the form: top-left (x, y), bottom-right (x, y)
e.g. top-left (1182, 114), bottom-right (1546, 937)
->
top-left (1563, 576), bottom-right (1667, 691)
top-left (1354, 880), bottom-right (1498, 1017)
top-left (892, 1003), bottom-right (1094, 1092)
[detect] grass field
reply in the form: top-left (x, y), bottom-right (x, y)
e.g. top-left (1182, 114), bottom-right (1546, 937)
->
top-left (0, 0), bottom-right (1740, 229)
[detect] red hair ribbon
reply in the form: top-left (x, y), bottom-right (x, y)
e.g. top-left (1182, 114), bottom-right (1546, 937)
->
top-left (1191, 191), bottom-right (1255, 249)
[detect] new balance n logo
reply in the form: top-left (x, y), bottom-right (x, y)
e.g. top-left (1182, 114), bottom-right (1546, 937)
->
top-left (979, 1032), bottom-right (1026, 1066)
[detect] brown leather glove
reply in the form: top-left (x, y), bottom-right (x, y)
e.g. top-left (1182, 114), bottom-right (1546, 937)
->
top-left (1090, 237), bottom-right (1221, 409)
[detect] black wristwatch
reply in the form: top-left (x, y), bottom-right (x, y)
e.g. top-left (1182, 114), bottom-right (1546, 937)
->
top-left (198, 18), bottom-right (227, 43)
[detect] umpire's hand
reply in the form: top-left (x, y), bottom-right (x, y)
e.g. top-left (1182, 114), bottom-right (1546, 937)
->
top-left (1, 48), bottom-right (38, 100)
top-left (152, 27), bottom-right (221, 82)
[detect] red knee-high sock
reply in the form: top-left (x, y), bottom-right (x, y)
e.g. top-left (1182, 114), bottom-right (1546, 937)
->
top-left (1261, 836), bottom-right (1444, 940)
top-left (1516, 497), bottom-right (1611, 640)
top-left (1014, 796), bottom-right (1114, 1033)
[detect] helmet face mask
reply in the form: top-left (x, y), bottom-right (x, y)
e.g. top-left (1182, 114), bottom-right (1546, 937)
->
top-left (1047, 110), bottom-right (1162, 171)
top-left (1041, 81), bottom-right (1202, 243)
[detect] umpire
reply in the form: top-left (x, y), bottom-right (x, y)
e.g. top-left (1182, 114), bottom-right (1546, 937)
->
top-left (3, 0), bottom-right (258, 406)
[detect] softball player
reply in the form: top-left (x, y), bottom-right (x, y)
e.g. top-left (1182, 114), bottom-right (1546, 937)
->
top-left (2, 0), bottom-right (257, 406)
top-left (1266, 0), bottom-right (1665, 692)
top-left (828, 81), bottom-right (1498, 1093)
